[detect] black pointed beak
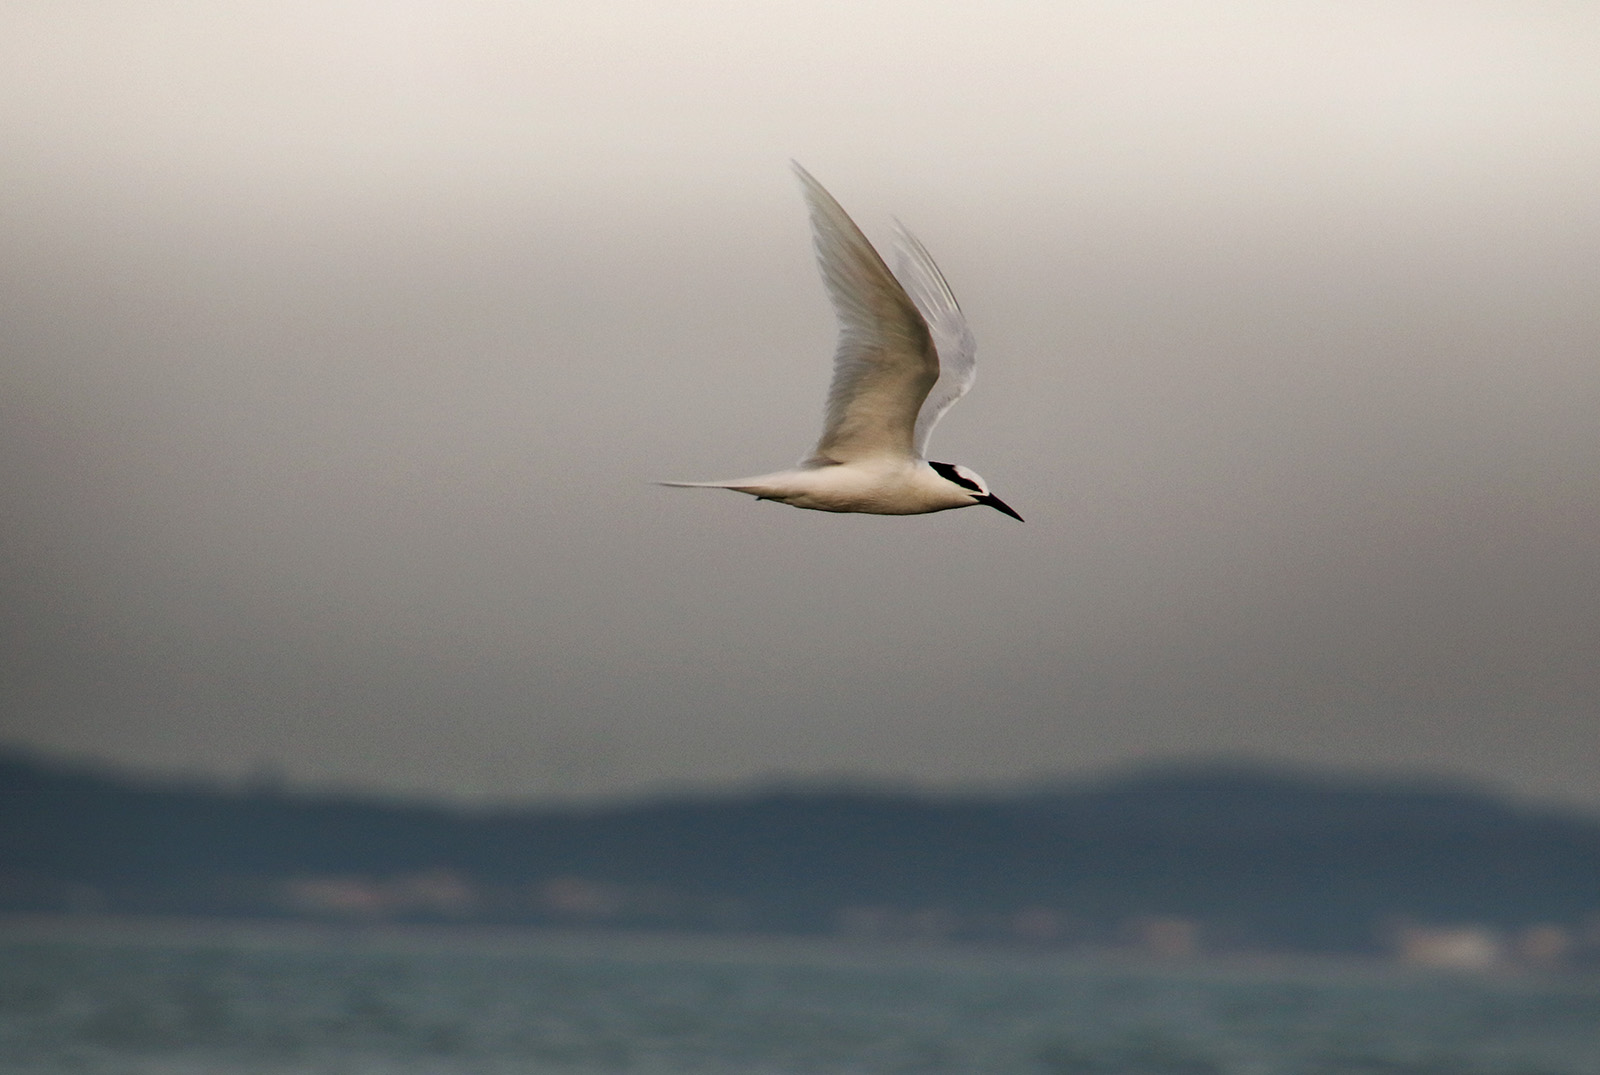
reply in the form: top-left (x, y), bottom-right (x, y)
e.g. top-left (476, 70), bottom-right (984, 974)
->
top-left (977, 494), bottom-right (1024, 522)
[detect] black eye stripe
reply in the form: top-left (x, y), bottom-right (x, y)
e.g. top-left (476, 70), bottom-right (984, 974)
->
top-left (930, 461), bottom-right (983, 493)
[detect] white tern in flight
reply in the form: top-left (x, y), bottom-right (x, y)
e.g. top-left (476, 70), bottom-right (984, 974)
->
top-left (662, 164), bottom-right (1022, 522)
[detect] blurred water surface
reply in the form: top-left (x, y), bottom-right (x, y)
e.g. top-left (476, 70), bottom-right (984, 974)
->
top-left (2, 924), bottom-right (1598, 1074)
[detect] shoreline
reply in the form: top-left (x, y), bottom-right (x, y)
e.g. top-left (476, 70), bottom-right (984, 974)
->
top-left (4, 912), bottom-right (1591, 989)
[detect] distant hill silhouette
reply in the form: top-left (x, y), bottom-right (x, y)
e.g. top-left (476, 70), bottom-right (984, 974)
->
top-left (3, 751), bottom-right (1597, 955)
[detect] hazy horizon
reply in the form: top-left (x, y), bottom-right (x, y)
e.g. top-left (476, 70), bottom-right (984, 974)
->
top-left (4, 3), bottom-right (1598, 807)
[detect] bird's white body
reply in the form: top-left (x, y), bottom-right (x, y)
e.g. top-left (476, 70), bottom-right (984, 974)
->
top-left (670, 458), bottom-right (982, 515)
top-left (663, 164), bottom-right (1021, 522)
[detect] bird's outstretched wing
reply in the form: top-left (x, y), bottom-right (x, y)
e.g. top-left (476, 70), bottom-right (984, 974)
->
top-left (893, 222), bottom-right (976, 458)
top-left (792, 163), bottom-right (938, 465)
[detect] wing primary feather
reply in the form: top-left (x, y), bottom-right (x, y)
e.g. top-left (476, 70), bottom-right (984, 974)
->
top-left (892, 220), bottom-right (977, 458)
top-left (791, 163), bottom-right (938, 464)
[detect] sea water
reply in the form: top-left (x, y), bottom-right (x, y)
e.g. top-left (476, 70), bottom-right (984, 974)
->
top-left (2, 923), bottom-right (1598, 1074)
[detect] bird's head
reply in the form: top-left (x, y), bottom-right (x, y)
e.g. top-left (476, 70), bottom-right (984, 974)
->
top-left (929, 461), bottom-right (1023, 521)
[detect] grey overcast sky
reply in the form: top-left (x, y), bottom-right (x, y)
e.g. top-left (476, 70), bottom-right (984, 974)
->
top-left (4, 2), bottom-right (1599, 806)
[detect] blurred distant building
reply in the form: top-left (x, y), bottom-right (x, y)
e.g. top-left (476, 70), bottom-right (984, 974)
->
top-left (1391, 922), bottom-right (1504, 970)
top-left (1129, 916), bottom-right (1201, 959)
top-left (1514, 924), bottom-right (1572, 969)
top-left (280, 870), bottom-right (478, 919)
top-left (281, 876), bottom-right (387, 917)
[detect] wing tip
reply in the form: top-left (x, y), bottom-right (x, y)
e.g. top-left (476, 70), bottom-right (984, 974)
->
top-left (790, 159), bottom-right (824, 197)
